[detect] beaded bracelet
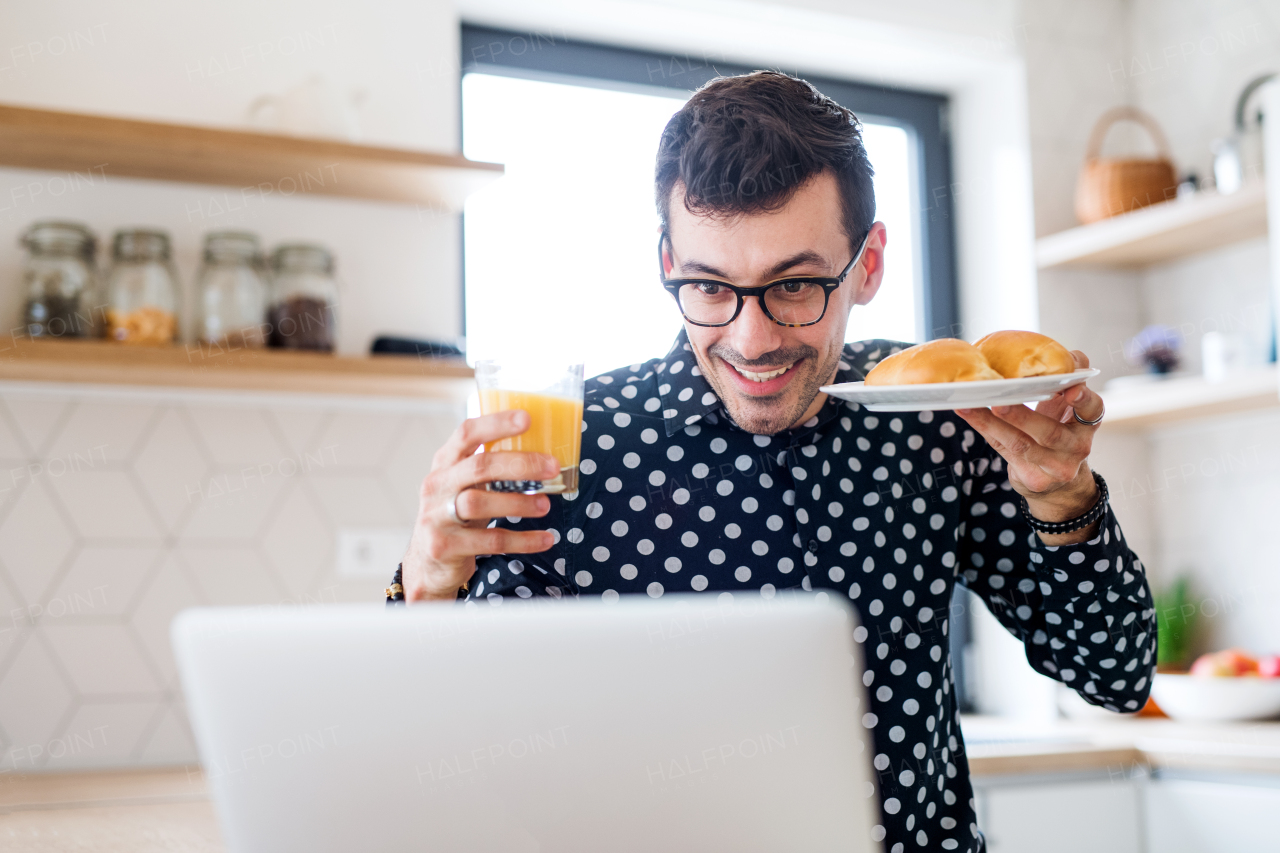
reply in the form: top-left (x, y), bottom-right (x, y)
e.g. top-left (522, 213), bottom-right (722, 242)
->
top-left (1019, 470), bottom-right (1108, 534)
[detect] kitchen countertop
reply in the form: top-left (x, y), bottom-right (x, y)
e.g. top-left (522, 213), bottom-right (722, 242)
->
top-left (5, 719), bottom-right (1279, 851)
top-left (0, 767), bottom-right (222, 852)
top-left (963, 714), bottom-right (1280, 777)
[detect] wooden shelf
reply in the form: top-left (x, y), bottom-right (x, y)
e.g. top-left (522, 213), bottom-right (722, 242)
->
top-left (0, 103), bottom-right (502, 211)
top-left (0, 337), bottom-right (474, 400)
top-left (1036, 183), bottom-right (1268, 270)
top-left (1100, 365), bottom-right (1279, 430)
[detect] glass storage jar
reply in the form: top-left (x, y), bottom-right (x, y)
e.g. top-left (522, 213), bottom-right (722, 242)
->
top-left (103, 229), bottom-right (179, 345)
top-left (267, 244), bottom-right (337, 352)
top-left (20, 221), bottom-right (98, 338)
top-left (195, 231), bottom-right (267, 349)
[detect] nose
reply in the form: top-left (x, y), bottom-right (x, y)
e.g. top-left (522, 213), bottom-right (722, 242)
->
top-left (726, 291), bottom-right (784, 361)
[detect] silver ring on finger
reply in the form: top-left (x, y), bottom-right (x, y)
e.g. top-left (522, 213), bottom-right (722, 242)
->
top-left (445, 495), bottom-right (464, 525)
top-left (1073, 404), bottom-right (1105, 427)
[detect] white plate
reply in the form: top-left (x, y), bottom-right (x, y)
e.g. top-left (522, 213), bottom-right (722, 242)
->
top-left (1152, 673), bottom-right (1280, 722)
top-left (821, 368), bottom-right (1100, 412)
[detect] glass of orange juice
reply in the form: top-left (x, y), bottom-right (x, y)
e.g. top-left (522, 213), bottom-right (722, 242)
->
top-left (475, 360), bottom-right (585, 495)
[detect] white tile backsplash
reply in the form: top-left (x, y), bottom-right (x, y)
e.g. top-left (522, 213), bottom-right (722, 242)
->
top-left (41, 624), bottom-right (163, 696)
top-left (47, 545), bottom-right (163, 617)
top-left (3, 398), bottom-right (73, 458)
top-left (42, 701), bottom-right (165, 770)
top-left (0, 383), bottom-right (461, 769)
top-left (129, 556), bottom-right (203, 689)
top-left (47, 469), bottom-right (165, 540)
top-left (184, 406), bottom-right (289, 469)
top-left (45, 402), bottom-right (159, 463)
top-left (0, 479), bottom-right (76, 605)
top-left (131, 409), bottom-right (214, 534)
top-left (0, 634), bottom-right (76, 759)
top-left (137, 702), bottom-right (198, 766)
top-left (0, 408), bottom-right (32, 462)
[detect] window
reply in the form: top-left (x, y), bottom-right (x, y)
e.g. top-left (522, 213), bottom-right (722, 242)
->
top-left (461, 25), bottom-right (956, 377)
top-left (462, 73), bottom-right (686, 374)
top-left (460, 25), bottom-right (969, 710)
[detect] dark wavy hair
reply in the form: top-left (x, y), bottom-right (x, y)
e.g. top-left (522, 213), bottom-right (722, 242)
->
top-left (655, 70), bottom-right (875, 252)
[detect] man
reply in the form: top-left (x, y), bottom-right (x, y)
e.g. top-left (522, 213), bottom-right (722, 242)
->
top-left (391, 71), bottom-right (1156, 852)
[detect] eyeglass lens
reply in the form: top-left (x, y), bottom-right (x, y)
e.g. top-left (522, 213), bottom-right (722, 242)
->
top-left (677, 281), bottom-right (827, 326)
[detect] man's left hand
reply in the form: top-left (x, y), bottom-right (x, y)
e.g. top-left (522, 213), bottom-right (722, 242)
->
top-left (955, 350), bottom-right (1102, 543)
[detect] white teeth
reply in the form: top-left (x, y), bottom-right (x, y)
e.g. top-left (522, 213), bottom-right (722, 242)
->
top-left (731, 362), bottom-right (794, 382)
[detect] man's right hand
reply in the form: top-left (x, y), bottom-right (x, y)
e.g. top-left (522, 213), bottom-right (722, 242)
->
top-left (401, 409), bottom-right (559, 602)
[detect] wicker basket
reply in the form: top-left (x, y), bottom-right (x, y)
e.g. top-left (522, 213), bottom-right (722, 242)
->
top-left (1075, 107), bottom-right (1178, 224)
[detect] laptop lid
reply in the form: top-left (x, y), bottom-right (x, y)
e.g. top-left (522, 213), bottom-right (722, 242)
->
top-left (174, 595), bottom-right (881, 853)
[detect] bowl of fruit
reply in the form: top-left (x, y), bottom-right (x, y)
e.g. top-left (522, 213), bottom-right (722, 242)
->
top-left (1151, 649), bottom-right (1280, 722)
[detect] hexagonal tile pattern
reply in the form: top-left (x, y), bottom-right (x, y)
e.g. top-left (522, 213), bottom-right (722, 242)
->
top-left (179, 470), bottom-right (289, 542)
top-left (311, 411), bottom-right (407, 470)
top-left (309, 473), bottom-right (408, 528)
top-left (46, 545), bottom-right (163, 617)
top-left (1, 397), bottom-right (71, 457)
top-left (47, 470), bottom-right (163, 540)
top-left (45, 401), bottom-right (159, 463)
top-left (43, 700), bottom-right (163, 770)
top-left (131, 408), bottom-right (212, 534)
top-left (0, 387), bottom-right (457, 772)
top-left (130, 554), bottom-right (203, 689)
top-left (184, 405), bottom-right (286, 467)
top-left (0, 479), bottom-right (76, 605)
top-left (0, 407), bottom-right (29, 463)
top-left (137, 701), bottom-right (199, 766)
top-left (381, 412), bottom-right (459, 511)
top-left (262, 485), bottom-right (334, 597)
top-left (0, 633), bottom-right (75, 768)
top-left (0, 572), bottom-right (24, 657)
top-left (267, 408), bottom-right (330, 456)
top-left (180, 547), bottom-right (288, 606)
top-left (42, 624), bottom-right (161, 695)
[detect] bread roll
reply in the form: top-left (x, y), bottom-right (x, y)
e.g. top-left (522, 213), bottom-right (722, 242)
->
top-left (864, 339), bottom-right (1002, 385)
top-left (974, 330), bottom-right (1075, 379)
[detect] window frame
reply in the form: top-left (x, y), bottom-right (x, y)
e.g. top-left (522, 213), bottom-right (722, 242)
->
top-left (459, 24), bottom-right (971, 711)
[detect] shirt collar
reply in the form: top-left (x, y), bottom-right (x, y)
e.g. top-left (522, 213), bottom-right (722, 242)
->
top-left (654, 328), bottom-right (867, 438)
top-left (655, 328), bottom-right (722, 437)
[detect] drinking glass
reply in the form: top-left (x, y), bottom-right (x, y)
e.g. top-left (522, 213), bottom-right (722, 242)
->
top-left (475, 360), bottom-right (585, 495)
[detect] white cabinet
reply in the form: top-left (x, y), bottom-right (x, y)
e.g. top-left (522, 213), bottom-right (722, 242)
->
top-left (1145, 777), bottom-right (1280, 853)
top-left (973, 778), bottom-right (1143, 853)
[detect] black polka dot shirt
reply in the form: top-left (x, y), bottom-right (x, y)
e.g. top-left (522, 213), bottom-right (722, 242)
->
top-left (465, 329), bottom-right (1157, 853)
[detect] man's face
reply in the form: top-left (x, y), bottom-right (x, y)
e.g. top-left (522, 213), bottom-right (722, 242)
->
top-left (664, 172), bottom-right (887, 434)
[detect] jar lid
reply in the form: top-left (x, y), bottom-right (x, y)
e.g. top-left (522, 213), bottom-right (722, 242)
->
top-left (203, 231), bottom-right (262, 264)
top-left (271, 243), bottom-right (334, 275)
top-left (113, 229), bottom-right (172, 262)
top-left (21, 221), bottom-right (96, 258)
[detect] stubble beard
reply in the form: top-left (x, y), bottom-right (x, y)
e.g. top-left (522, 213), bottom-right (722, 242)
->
top-left (696, 341), bottom-right (842, 435)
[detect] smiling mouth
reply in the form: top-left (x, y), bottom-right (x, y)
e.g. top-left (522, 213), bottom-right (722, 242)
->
top-left (728, 361), bottom-right (796, 382)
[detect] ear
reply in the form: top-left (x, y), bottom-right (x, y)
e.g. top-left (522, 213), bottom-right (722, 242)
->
top-left (852, 221), bottom-right (888, 306)
top-left (660, 232), bottom-right (675, 277)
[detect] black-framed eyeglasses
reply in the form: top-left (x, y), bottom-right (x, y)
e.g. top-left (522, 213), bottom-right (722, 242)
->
top-left (658, 229), bottom-right (870, 328)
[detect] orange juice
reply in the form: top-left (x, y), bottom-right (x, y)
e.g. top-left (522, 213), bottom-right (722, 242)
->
top-left (478, 389), bottom-right (584, 494)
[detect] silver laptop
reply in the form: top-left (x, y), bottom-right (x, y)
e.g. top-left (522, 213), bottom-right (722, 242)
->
top-left (174, 595), bottom-right (881, 853)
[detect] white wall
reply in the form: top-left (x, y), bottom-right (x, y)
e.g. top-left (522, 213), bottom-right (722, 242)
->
top-left (1115, 1), bottom-right (1277, 653)
top-left (0, 0), bottom-right (465, 771)
top-left (0, 0), bottom-right (463, 353)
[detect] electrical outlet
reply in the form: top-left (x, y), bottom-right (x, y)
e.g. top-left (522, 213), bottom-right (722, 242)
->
top-left (336, 528), bottom-right (412, 578)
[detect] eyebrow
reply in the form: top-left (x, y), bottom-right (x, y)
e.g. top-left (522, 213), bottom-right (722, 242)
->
top-left (679, 250), bottom-right (830, 281)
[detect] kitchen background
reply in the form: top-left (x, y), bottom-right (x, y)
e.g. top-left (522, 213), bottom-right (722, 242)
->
top-left (0, 0), bottom-right (1277, 772)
